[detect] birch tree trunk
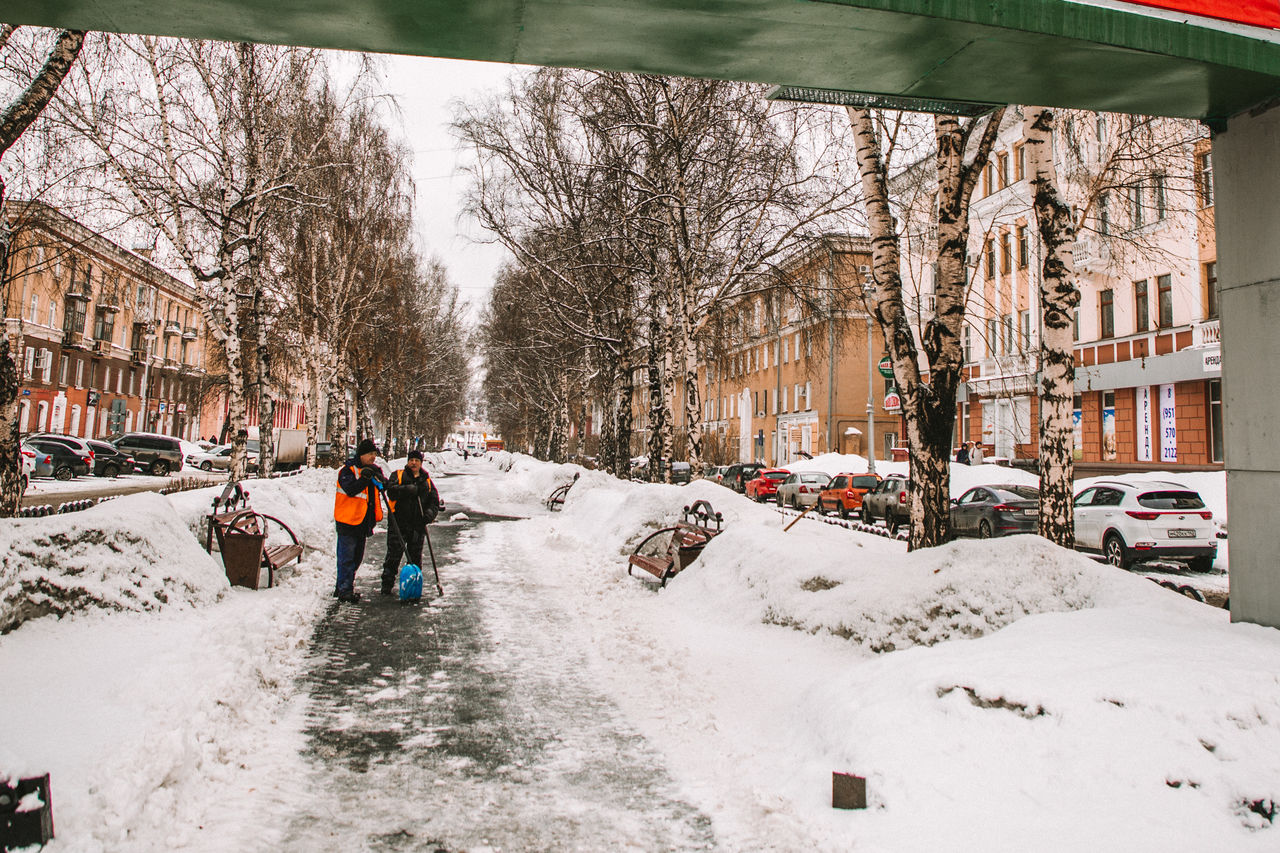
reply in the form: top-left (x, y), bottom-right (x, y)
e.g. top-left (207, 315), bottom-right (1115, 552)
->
top-left (614, 352), bottom-right (633, 478)
top-left (304, 353), bottom-right (319, 467)
top-left (1025, 107), bottom-right (1081, 547)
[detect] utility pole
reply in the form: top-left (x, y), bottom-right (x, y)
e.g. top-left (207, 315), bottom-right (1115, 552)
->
top-left (826, 246), bottom-right (836, 453)
top-left (866, 315), bottom-right (876, 474)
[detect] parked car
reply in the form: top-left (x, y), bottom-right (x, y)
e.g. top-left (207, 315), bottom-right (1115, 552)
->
top-left (1072, 480), bottom-right (1217, 571)
top-left (86, 439), bottom-right (135, 478)
top-left (18, 446), bottom-right (34, 491)
top-left (187, 444), bottom-right (233, 471)
top-left (775, 471), bottom-right (830, 509)
top-left (669, 461), bottom-right (692, 485)
top-left (745, 468), bottom-right (790, 502)
top-left (28, 433), bottom-right (96, 466)
top-left (861, 475), bottom-right (910, 533)
top-left (817, 472), bottom-right (882, 518)
top-left (24, 438), bottom-right (91, 480)
top-left (113, 432), bottom-right (185, 475)
top-left (20, 442), bottom-right (54, 479)
top-left (950, 484), bottom-right (1039, 538)
top-left (722, 462), bottom-right (766, 493)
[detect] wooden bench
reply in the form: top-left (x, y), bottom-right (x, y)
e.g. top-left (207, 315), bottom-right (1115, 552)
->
top-left (205, 482), bottom-right (304, 589)
top-left (545, 472), bottom-right (580, 511)
top-left (628, 500), bottom-right (724, 587)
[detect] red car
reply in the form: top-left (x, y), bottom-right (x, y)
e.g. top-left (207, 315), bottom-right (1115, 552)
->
top-left (745, 468), bottom-right (790, 502)
top-left (817, 472), bottom-right (882, 518)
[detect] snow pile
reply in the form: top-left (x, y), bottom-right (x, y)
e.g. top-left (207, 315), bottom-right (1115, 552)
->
top-left (165, 467), bottom-right (337, 554)
top-left (0, 492), bottom-right (227, 633)
top-left (675, 528), bottom-right (1160, 653)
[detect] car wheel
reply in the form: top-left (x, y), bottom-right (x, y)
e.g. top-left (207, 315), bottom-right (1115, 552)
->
top-left (776, 493), bottom-right (783, 508)
top-left (861, 506), bottom-right (871, 524)
top-left (200, 461), bottom-right (213, 471)
top-left (54, 465), bottom-right (73, 481)
top-left (978, 520), bottom-right (993, 539)
top-left (150, 460), bottom-right (170, 476)
top-left (839, 503), bottom-right (849, 520)
top-left (791, 495), bottom-right (800, 510)
top-left (104, 463), bottom-right (119, 478)
top-left (1103, 533), bottom-right (1129, 569)
top-left (888, 516), bottom-right (900, 535)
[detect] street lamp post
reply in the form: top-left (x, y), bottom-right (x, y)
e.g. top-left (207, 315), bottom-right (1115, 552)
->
top-left (866, 315), bottom-right (876, 474)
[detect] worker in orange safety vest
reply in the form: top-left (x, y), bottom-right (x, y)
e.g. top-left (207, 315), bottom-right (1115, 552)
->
top-left (333, 437), bottom-right (384, 603)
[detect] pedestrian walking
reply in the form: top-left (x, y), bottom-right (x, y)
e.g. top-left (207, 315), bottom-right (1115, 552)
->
top-left (333, 437), bottom-right (385, 603)
top-left (955, 443), bottom-right (970, 465)
top-left (969, 441), bottom-right (985, 465)
top-left (380, 449), bottom-right (442, 596)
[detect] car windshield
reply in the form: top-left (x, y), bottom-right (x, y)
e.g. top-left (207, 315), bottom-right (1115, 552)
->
top-left (848, 475), bottom-right (879, 489)
top-left (802, 473), bottom-right (828, 483)
top-left (995, 485), bottom-right (1040, 501)
top-left (765, 471), bottom-right (788, 480)
top-left (1137, 490), bottom-right (1206, 510)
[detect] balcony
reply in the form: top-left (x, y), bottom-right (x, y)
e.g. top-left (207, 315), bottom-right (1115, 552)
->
top-left (61, 331), bottom-right (87, 350)
top-left (182, 325), bottom-right (198, 340)
top-left (1070, 234), bottom-right (1111, 273)
top-left (130, 348), bottom-right (147, 365)
top-left (1192, 318), bottom-right (1220, 348)
top-left (163, 321), bottom-right (182, 336)
top-left (91, 339), bottom-right (110, 356)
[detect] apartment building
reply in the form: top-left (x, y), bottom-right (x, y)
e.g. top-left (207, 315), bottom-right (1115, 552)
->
top-left (956, 111), bottom-right (1222, 471)
top-left (4, 202), bottom-right (215, 442)
top-left (694, 236), bottom-right (897, 467)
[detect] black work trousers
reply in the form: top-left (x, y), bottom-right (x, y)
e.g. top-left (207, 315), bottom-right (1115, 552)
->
top-left (382, 522), bottom-right (425, 587)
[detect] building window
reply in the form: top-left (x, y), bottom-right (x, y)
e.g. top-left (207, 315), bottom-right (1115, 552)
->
top-left (1000, 231), bottom-right (1011, 275)
top-left (1209, 379), bottom-right (1223, 463)
top-left (984, 162), bottom-right (995, 196)
top-left (59, 355), bottom-right (68, 385)
top-left (1073, 309), bottom-right (1079, 342)
top-left (1134, 279), bottom-right (1149, 332)
top-left (1098, 193), bottom-right (1109, 236)
top-left (62, 297), bottom-right (86, 338)
top-left (1014, 143), bottom-right (1025, 182)
top-left (963, 324), bottom-right (972, 363)
top-left (74, 359), bottom-right (83, 388)
top-left (1205, 261), bottom-right (1218, 320)
top-left (1095, 114), bottom-right (1107, 157)
top-left (1153, 172), bottom-right (1167, 220)
top-left (47, 301), bottom-right (56, 327)
top-left (1129, 183), bottom-right (1144, 229)
top-left (1020, 310), bottom-right (1032, 351)
top-left (985, 240), bottom-right (995, 278)
top-left (997, 152), bottom-right (1009, 188)
top-left (1100, 288), bottom-right (1114, 338)
top-left (961, 401), bottom-right (971, 443)
top-left (1197, 151), bottom-right (1214, 208)
top-left (781, 385), bottom-right (788, 413)
top-left (1003, 314), bottom-right (1014, 353)
top-left (987, 317), bottom-right (999, 356)
top-left (782, 340), bottom-right (788, 364)
top-left (93, 309), bottom-right (115, 342)
top-left (28, 294), bottom-right (38, 323)
top-left (1017, 225), bottom-right (1029, 269)
top-left (1157, 274), bottom-right (1173, 327)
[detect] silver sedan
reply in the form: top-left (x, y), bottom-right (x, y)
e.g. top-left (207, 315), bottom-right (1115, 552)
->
top-left (775, 471), bottom-right (831, 509)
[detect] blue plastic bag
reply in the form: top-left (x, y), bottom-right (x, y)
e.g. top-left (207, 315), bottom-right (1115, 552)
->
top-left (399, 563), bottom-right (424, 601)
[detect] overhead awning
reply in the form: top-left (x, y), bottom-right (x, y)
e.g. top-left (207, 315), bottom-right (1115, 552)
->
top-left (6, 0), bottom-right (1280, 121)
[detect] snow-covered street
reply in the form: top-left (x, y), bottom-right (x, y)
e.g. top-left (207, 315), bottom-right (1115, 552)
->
top-left (3, 454), bottom-right (1280, 851)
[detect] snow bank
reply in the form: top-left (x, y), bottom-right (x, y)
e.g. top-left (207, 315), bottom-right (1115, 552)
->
top-left (0, 492), bottom-right (227, 633)
top-left (164, 468), bottom-right (338, 554)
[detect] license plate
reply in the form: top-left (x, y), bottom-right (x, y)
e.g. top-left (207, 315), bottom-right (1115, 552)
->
top-left (1167, 529), bottom-right (1196, 538)
top-left (1023, 509), bottom-right (1036, 516)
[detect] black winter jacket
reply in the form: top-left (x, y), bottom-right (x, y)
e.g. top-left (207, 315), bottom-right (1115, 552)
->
top-left (386, 467), bottom-right (441, 530)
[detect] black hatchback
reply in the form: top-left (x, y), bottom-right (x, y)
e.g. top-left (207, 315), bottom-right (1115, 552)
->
top-left (24, 438), bottom-right (91, 481)
top-left (86, 439), bottom-right (135, 478)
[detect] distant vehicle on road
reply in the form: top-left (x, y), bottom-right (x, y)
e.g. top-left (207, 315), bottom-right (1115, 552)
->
top-left (861, 475), bottom-right (910, 534)
top-left (817, 472), bottom-right (882, 518)
top-left (187, 444), bottom-right (233, 471)
top-left (721, 462), bottom-right (765, 494)
top-left (113, 432), bottom-right (184, 475)
top-left (775, 471), bottom-right (829, 509)
top-left (28, 433), bottom-right (96, 465)
top-left (745, 468), bottom-right (790, 502)
top-left (25, 438), bottom-right (91, 480)
top-left (247, 427), bottom-right (307, 471)
top-left (485, 438), bottom-right (504, 452)
top-left (950, 484), bottom-right (1039, 538)
top-left (1072, 480), bottom-right (1217, 571)
top-left (86, 439), bottom-right (134, 478)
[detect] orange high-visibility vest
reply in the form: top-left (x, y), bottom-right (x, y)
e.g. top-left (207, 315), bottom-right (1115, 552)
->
top-left (387, 469), bottom-right (431, 513)
top-left (334, 465), bottom-right (383, 526)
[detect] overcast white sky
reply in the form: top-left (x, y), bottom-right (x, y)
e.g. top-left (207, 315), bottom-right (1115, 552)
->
top-left (369, 54), bottom-right (526, 322)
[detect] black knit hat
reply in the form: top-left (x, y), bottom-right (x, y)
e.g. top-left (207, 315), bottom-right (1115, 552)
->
top-left (407, 449), bottom-right (424, 461)
top-left (356, 438), bottom-right (378, 457)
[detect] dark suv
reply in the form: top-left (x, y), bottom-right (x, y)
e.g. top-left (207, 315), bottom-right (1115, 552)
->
top-left (114, 432), bottom-right (185, 475)
top-left (861, 475), bottom-right (910, 534)
top-left (86, 439), bottom-right (135, 478)
top-left (721, 462), bottom-right (765, 493)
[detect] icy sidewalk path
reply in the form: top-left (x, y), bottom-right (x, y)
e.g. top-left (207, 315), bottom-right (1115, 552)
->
top-left (281, 505), bottom-right (714, 851)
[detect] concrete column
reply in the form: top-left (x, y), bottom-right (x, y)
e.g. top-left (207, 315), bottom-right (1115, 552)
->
top-left (1215, 102), bottom-right (1280, 628)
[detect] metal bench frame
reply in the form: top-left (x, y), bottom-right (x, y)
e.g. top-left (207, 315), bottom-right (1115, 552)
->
top-left (628, 500), bottom-right (724, 587)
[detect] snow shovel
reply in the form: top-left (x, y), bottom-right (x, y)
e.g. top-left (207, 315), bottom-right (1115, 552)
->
top-left (418, 492), bottom-right (445, 597)
top-left (373, 477), bottom-right (424, 602)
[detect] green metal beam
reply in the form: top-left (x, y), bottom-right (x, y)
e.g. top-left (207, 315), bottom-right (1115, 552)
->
top-left (4, 0), bottom-right (1280, 120)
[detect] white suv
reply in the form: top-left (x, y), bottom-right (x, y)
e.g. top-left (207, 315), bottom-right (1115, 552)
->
top-left (1072, 480), bottom-right (1217, 571)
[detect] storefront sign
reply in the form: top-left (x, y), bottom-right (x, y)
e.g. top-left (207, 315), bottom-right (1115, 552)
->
top-left (883, 391), bottom-right (901, 412)
top-left (878, 355), bottom-right (895, 378)
top-left (1202, 348), bottom-right (1222, 373)
top-left (1159, 383), bottom-right (1177, 463)
top-left (158, 402), bottom-right (167, 414)
top-left (1137, 386), bottom-right (1153, 462)
top-left (177, 403), bottom-right (188, 414)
